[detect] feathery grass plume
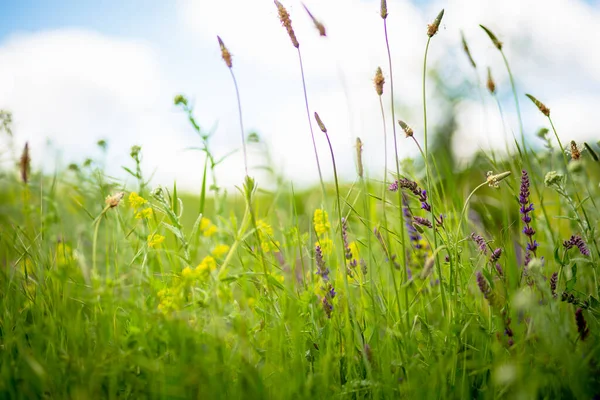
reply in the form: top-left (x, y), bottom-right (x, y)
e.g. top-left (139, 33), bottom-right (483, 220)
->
top-left (427, 9), bottom-right (444, 37)
top-left (486, 67), bottom-right (496, 94)
top-left (550, 272), bottom-right (558, 298)
top-left (314, 112), bottom-right (327, 133)
top-left (460, 31), bottom-right (477, 69)
top-left (563, 235), bottom-right (590, 256)
top-left (526, 94), bottom-right (550, 117)
top-left (217, 36), bottom-right (232, 68)
top-left (480, 25), bottom-right (503, 50)
top-left (302, 3), bottom-right (326, 36)
top-left (569, 141), bottom-right (581, 160)
top-left (19, 142), bottom-right (30, 184)
top-left (274, 0), bottom-right (299, 48)
top-left (575, 308), bottom-right (590, 341)
top-left (584, 142), bottom-right (599, 161)
top-left (374, 67), bottom-right (385, 96)
top-left (355, 137), bottom-right (363, 178)
top-left (380, 0), bottom-right (388, 19)
top-left (398, 120), bottom-right (414, 138)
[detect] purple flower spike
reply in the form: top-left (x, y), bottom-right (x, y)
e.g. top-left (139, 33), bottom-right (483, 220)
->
top-left (414, 216), bottom-right (433, 229)
top-left (563, 235), bottom-right (590, 256)
top-left (550, 272), bottom-right (558, 298)
top-left (388, 181), bottom-right (399, 192)
top-left (490, 248), bottom-right (502, 263)
top-left (470, 233), bottom-right (487, 254)
top-left (315, 245), bottom-right (329, 281)
top-left (476, 271), bottom-right (492, 300)
top-left (519, 170), bottom-right (538, 265)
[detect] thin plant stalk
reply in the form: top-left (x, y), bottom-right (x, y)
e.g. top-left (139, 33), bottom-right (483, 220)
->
top-left (298, 49), bottom-right (327, 199)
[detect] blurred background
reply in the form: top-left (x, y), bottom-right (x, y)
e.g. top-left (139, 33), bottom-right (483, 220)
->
top-left (0, 0), bottom-right (599, 191)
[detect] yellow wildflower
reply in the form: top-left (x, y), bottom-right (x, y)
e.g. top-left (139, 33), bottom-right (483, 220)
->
top-left (128, 192), bottom-right (147, 209)
top-left (257, 220), bottom-right (274, 236)
top-left (203, 225), bottom-right (218, 237)
top-left (257, 220), bottom-right (279, 252)
top-left (147, 233), bottom-right (165, 248)
top-left (349, 241), bottom-right (360, 260)
top-left (313, 209), bottom-right (330, 236)
top-left (196, 255), bottom-right (217, 276)
top-left (212, 244), bottom-right (230, 258)
top-left (200, 217), bottom-right (212, 231)
top-left (181, 266), bottom-right (195, 279)
top-left (135, 207), bottom-right (153, 219)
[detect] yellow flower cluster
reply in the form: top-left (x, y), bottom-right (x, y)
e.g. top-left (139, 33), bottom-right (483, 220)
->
top-left (314, 209), bottom-right (332, 255)
top-left (212, 244), bottom-right (230, 258)
top-left (313, 209), bottom-right (330, 236)
top-left (147, 233), bottom-right (165, 248)
top-left (257, 220), bottom-right (280, 253)
top-left (129, 192), bottom-right (152, 220)
top-left (200, 218), bottom-right (218, 237)
top-left (128, 192), bottom-right (147, 209)
top-left (156, 255), bottom-right (218, 313)
top-left (135, 208), bottom-right (153, 219)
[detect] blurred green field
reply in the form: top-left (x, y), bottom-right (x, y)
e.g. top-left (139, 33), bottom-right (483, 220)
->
top-left (1, 5), bottom-right (600, 399)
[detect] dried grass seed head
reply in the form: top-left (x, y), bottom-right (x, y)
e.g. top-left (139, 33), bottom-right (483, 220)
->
top-left (374, 67), bottom-right (385, 96)
top-left (275, 0), bottom-right (299, 48)
top-left (460, 31), bottom-right (477, 69)
top-left (302, 3), bottom-right (326, 36)
top-left (427, 9), bottom-right (444, 37)
top-left (19, 142), bottom-right (30, 184)
top-left (380, 0), bottom-right (388, 19)
top-left (356, 137), bottom-right (364, 178)
top-left (480, 25), bottom-right (503, 50)
top-left (526, 94), bottom-right (550, 117)
top-left (105, 192), bottom-right (125, 208)
top-left (398, 120), bottom-right (414, 138)
top-left (217, 36), bottom-right (232, 68)
top-left (486, 67), bottom-right (496, 94)
top-left (314, 112), bottom-right (327, 133)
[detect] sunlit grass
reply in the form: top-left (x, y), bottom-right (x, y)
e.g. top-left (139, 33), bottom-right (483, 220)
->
top-left (1, 3), bottom-right (599, 399)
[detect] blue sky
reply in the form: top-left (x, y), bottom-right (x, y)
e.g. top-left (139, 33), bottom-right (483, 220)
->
top-left (1, 0), bottom-right (599, 190)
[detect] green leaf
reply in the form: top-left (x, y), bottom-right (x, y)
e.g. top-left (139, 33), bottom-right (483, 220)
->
top-left (266, 274), bottom-right (285, 290)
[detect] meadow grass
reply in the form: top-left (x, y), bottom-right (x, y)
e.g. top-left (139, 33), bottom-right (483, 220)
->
top-left (1, 3), bottom-right (600, 399)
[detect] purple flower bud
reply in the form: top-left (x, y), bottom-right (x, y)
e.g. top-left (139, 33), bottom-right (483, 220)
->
top-left (550, 272), bottom-right (558, 298)
top-left (563, 235), bottom-right (590, 256)
top-left (470, 233), bottom-right (488, 254)
top-left (414, 216), bottom-right (433, 229)
top-left (490, 248), bottom-right (502, 263)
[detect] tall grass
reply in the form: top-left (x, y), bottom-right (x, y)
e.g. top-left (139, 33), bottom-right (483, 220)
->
top-left (1, 3), bottom-right (599, 399)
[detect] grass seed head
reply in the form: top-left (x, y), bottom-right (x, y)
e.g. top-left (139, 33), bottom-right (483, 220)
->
top-left (480, 25), bottom-right (503, 50)
top-left (526, 94), bottom-right (550, 117)
top-left (302, 3), bottom-right (326, 36)
top-left (374, 67), bottom-right (385, 96)
top-left (486, 67), bottom-right (496, 94)
top-left (19, 142), bottom-right (30, 184)
top-left (275, 0), bottom-right (299, 48)
top-left (427, 9), bottom-right (444, 37)
top-left (105, 192), bottom-right (125, 208)
top-left (356, 137), bottom-right (363, 178)
top-left (314, 112), bottom-right (327, 133)
top-left (461, 31), bottom-right (477, 69)
top-left (380, 0), bottom-right (388, 19)
top-left (398, 120), bottom-right (414, 138)
top-left (217, 36), bottom-right (232, 68)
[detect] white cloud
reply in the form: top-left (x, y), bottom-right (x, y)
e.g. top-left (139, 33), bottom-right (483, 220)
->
top-left (1, 0), bottom-right (599, 193)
